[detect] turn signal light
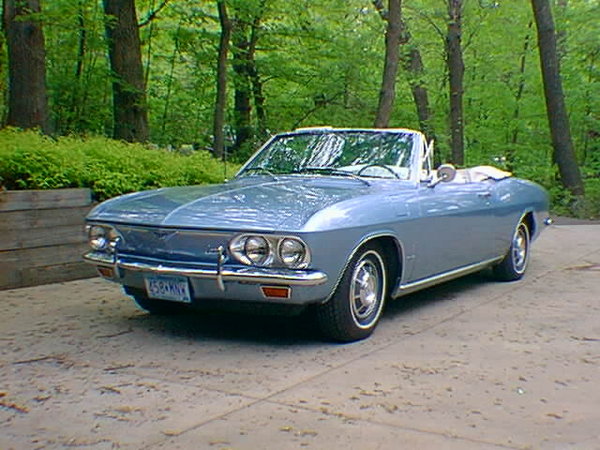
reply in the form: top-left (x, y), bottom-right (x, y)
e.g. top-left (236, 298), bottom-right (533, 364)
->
top-left (97, 267), bottom-right (114, 278)
top-left (261, 286), bottom-right (291, 299)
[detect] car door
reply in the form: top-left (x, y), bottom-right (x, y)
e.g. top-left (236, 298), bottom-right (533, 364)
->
top-left (408, 179), bottom-right (497, 281)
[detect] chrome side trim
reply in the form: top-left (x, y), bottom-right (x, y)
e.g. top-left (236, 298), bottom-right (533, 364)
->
top-left (83, 251), bottom-right (116, 266)
top-left (392, 256), bottom-right (503, 298)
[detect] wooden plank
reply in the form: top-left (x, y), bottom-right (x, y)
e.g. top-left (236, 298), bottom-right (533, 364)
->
top-left (0, 262), bottom-right (98, 290)
top-left (0, 267), bottom-right (21, 290)
top-left (0, 205), bottom-right (93, 231)
top-left (0, 189), bottom-right (92, 212)
top-left (0, 224), bottom-right (87, 251)
top-left (0, 242), bottom-right (91, 270)
top-left (20, 262), bottom-right (98, 287)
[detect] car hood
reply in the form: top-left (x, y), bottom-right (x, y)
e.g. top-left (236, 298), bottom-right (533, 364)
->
top-left (87, 177), bottom-right (385, 231)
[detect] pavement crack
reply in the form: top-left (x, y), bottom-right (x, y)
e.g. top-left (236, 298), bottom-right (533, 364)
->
top-left (95, 328), bottom-right (134, 339)
top-left (263, 398), bottom-right (520, 450)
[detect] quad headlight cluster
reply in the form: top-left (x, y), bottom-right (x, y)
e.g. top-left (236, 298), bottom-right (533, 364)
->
top-left (229, 234), bottom-right (310, 269)
top-left (86, 224), bottom-right (121, 253)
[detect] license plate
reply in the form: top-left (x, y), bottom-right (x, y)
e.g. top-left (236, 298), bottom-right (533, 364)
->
top-left (144, 275), bottom-right (191, 303)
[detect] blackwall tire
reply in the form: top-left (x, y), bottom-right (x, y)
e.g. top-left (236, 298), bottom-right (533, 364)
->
top-left (317, 243), bottom-right (387, 342)
top-left (493, 221), bottom-right (530, 281)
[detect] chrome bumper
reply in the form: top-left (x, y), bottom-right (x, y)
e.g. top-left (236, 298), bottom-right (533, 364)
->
top-left (83, 251), bottom-right (328, 287)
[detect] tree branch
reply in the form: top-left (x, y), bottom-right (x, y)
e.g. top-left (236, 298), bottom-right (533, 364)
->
top-left (404, 5), bottom-right (445, 40)
top-left (372, 0), bottom-right (388, 21)
top-left (139, 0), bottom-right (170, 28)
top-left (292, 92), bottom-right (343, 129)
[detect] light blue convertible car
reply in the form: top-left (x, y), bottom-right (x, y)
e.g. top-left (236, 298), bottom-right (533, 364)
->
top-left (84, 128), bottom-right (551, 341)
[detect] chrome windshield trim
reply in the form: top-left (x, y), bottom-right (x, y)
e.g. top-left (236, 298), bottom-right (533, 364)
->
top-left (115, 259), bottom-right (328, 286)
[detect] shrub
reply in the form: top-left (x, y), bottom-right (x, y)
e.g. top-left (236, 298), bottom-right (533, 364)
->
top-left (0, 128), bottom-right (239, 201)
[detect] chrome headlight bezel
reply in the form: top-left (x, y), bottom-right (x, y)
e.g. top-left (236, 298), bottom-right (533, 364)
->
top-left (278, 237), bottom-right (309, 269)
top-left (229, 234), bottom-right (310, 268)
top-left (244, 236), bottom-right (271, 266)
top-left (86, 224), bottom-right (121, 253)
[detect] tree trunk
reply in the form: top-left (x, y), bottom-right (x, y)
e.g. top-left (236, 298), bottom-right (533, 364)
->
top-left (581, 50), bottom-right (597, 165)
top-left (506, 21), bottom-right (533, 171)
top-left (250, 64), bottom-right (267, 139)
top-left (75, 3), bottom-right (86, 80)
top-left (249, 12), bottom-right (267, 140)
top-left (531, 0), bottom-right (584, 196)
top-left (404, 47), bottom-right (435, 146)
top-left (373, 0), bottom-right (435, 152)
top-left (212, 0), bottom-right (231, 159)
top-left (3, 0), bottom-right (50, 133)
top-left (446, 0), bottom-right (465, 166)
top-left (63, 1), bottom-right (87, 134)
top-left (374, 0), bottom-right (402, 128)
top-left (231, 19), bottom-right (253, 153)
top-left (160, 22), bottom-right (181, 140)
top-left (103, 0), bottom-right (149, 142)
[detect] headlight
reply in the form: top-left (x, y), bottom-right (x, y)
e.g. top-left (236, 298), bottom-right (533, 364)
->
top-left (87, 225), bottom-right (120, 253)
top-left (89, 225), bottom-right (108, 251)
top-left (107, 228), bottom-right (121, 251)
top-left (229, 234), bottom-right (310, 268)
top-left (244, 236), bottom-right (271, 265)
top-left (279, 238), bottom-right (308, 268)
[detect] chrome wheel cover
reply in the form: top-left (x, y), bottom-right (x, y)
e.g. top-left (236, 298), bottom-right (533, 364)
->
top-left (349, 251), bottom-right (385, 328)
top-left (512, 224), bottom-right (529, 274)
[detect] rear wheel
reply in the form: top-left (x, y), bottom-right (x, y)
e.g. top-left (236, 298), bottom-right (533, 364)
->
top-left (316, 243), bottom-right (387, 342)
top-left (493, 221), bottom-right (530, 281)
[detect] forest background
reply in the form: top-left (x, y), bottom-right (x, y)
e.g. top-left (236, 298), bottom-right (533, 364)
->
top-left (0, 0), bottom-right (598, 216)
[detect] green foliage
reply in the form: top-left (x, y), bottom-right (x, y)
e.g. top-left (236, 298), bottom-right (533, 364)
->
top-left (0, 129), bottom-right (238, 201)
top-left (0, 0), bottom-right (598, 217)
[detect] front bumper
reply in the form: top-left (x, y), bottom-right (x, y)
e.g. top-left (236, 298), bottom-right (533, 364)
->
top-left (83, 251), bottom-right (328, 287)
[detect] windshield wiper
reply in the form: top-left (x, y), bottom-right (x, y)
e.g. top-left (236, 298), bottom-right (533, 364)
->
top-left (293, 166), bottom-right (371, 186)
top-left (238, 167), bottom-right (279, 181)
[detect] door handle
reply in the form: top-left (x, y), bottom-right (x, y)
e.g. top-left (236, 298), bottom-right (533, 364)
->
top-left (478, 192), bottom-right (492, 198)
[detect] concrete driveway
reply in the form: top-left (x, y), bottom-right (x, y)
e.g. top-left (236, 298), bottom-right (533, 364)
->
top-left (1, 224), bottom-right (599, 449)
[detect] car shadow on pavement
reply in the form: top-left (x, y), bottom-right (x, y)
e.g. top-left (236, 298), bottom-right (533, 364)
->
top-left (117, 270), bottom-right (495, 345)
top-left (383, 269), bottom-right (495, 319)
top-left (125, 303), bottom-right (323, 346)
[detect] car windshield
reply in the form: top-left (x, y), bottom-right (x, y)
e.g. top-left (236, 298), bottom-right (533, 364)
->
top-left (238, 130), bottom-right (415, 180)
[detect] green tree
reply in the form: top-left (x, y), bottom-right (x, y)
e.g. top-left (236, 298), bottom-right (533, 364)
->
top-left (531, 0), bottom-right (584, 196)
top-left (213, 0), bottom-right (230, 159)
top-left (373, 0), bottom-right (402, 128)
top-left (3, 0), bottom-right (50, 133)
top-left (104, 0), bottom-right (149, 142)
top-left (446, 0), bottom-right (465, 165)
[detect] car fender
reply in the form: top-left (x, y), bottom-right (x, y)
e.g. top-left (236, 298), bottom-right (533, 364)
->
top-left (315, 230), bottom-right (406, 304)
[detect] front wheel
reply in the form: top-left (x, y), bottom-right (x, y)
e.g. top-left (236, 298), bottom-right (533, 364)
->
top-left (316, 243), bottom-right (387, 342)
top-left (493, 221), bottom-right (530, 281)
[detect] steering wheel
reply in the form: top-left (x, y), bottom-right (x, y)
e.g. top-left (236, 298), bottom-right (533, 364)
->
top-left (356, 164), bottom-right (401, 179)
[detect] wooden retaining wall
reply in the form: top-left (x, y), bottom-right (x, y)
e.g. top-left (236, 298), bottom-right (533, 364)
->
top-left (0, 189), bottom-right (97, 290)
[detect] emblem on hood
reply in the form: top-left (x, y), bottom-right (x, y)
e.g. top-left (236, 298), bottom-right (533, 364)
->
top-left (152, 230), bottom-right (177, 242)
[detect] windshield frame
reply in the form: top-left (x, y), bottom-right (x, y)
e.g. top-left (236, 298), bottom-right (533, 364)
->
top-left (236, 128), bottom-right (423, 184)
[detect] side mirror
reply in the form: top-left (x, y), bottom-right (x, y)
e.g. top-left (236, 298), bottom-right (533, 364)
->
top-left (428, 164), bottom-right (457, 188)
top-left (437, 164), bottom-right (457, 182)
